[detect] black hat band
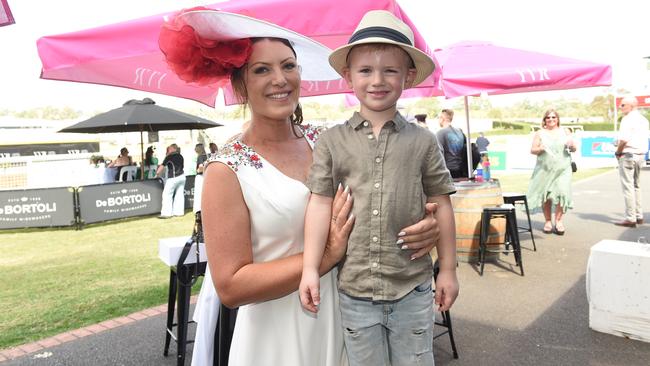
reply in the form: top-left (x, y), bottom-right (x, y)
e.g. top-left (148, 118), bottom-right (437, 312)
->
top-left (348, 26), bottom-right (412, 46)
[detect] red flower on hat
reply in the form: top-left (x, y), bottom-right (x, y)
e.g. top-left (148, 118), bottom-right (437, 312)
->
top-left (159, 7), bottom-right (252, 86)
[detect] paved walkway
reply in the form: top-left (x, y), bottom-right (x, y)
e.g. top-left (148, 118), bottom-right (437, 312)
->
top-left (2, 168), bottom-right (650, 365)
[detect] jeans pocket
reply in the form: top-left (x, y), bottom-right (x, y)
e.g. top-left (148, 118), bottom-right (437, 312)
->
top-left (413, 279), bottom-right (432, 295)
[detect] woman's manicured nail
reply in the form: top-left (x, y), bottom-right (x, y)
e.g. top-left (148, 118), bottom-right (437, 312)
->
top-left (396, 239), bottom-right (404, 245)
top-left (401, 245), bottom-right (409, 250)
top-left (338, 182), bottom-right (342, 190)
top-left (398, 231), bottom-right (406, 237)
top-left (344, 185), bottom-right (349, 193)
top-left (346, 193), bottom-right (351, 201)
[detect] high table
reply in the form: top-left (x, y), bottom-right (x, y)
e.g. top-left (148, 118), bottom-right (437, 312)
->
top-left (587, 239), bottom-right (650, 343)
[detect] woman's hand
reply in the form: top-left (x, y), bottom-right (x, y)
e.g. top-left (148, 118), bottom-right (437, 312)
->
top-left (398, 203), bottom-right (440, 260)
top-left (320, 185), bottom-right (355, 274)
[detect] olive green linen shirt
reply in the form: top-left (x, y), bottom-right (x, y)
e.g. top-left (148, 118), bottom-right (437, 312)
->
top-left (306, 112), bottom-right (455, 301)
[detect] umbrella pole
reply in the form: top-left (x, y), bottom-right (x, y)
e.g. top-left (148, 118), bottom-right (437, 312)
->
top-left (464, 96), bottom-right (473, 178)
top-left (140, 128), bottom-right (145, 180)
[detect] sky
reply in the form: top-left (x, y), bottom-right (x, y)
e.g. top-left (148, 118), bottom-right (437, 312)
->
top-left (1, 0), bottom-right (649, 113)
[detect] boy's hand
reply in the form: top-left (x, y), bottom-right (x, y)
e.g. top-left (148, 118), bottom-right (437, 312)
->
top-left (434, 269), bottom-right (459, 312)
top-left (397, 202), bottom-right (439, 260)
top-left (299, 269), bottom-right (321, 313)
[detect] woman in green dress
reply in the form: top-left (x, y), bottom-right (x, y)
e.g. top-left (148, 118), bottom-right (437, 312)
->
top-left (527, 109), bottom-right (577, 235)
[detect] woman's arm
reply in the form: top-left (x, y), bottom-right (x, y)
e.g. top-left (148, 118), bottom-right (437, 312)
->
top-left (530, 131), bottom-right (545, 155)
top-left (396, 202), bottom-right (440, 260)
top-left (564, 130), bottom-right (577, 152)
top-left (202, 165), bottom-right (352, 308)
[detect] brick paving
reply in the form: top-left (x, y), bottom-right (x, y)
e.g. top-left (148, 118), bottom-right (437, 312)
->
top-left (0, 296), bottom-right (197, 363)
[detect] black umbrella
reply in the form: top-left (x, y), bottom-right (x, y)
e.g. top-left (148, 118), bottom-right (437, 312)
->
top-left (60, 98), bottom-right (221, 179)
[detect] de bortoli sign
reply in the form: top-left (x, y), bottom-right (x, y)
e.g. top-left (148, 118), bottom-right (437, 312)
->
top-left (0, 187), bottom-right (76, 229)
top-left (77, 180), bottom-right (164, 224)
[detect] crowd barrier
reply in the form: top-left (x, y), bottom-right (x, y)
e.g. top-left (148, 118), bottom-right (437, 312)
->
top-left (0, 175), bottom-right (198, 230)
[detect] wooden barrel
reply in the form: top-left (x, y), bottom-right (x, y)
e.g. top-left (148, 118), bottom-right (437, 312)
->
top-left (450, 180), bottom-right (505, 263)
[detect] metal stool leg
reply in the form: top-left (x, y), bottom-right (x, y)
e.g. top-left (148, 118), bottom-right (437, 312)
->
top-left (479, 210), bottom-right (490, 276)
top-left (442, 310), bottom-right (459, 359)
top-left (164, 269), bottom-right (177, 357)
top-left (176, 273), bottom-right (192, 366)
top-left (507, 210), bottom-right (524, 276)
top-left (523, 198), bottom-right (537, 251)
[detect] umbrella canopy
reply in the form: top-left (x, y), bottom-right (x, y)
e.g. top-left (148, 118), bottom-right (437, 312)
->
top-left (60, 98), bottom-right (221, 179)
top-left (431, 41), bottom-right (612, 98)
top-left (59, 98), bottom-right (220, 133)
top-left (37, 0), bottom-right (437, 107)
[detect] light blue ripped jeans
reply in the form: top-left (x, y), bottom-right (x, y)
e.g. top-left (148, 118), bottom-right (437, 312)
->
top-left (339, 279), bottom-right (434, 366)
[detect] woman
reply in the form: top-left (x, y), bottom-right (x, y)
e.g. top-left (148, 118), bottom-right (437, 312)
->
top-left (527, 109), bottom-right (576, 235)
top-left (107, 147), bottom-right (133, 181)
top-left (160, 9), bottom-right (441, 366)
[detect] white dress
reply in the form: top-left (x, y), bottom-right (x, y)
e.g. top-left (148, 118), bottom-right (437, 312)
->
top-left (191, 126), bottom-right (347, 366)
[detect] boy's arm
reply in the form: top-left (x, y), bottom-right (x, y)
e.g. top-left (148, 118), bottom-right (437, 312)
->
top-left (427, 195), bottom-right (459, 312)
top-left (300, 193), bottom-right (334, 312)
top-left (304, 193), bottom-right (334, 271)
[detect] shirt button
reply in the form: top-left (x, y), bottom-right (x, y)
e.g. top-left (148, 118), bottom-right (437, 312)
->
top-left (372, 209), bottom-right (379, 216)
top-left (372, 262), bottom-right (378, 268)
top-left (375, 157), bottom-right (382, 163)
top-left (367, 134), bottom-right (374, 140)
top-left (372, 236), bottom-right (379, 242)
top-left (363, 121), bottom-right (369, 127)
top-left (374, 182), bottom-right (380, 189)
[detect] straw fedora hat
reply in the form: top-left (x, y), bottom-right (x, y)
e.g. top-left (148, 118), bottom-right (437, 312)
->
top-left (178, 10), bottom-right (341, 81)
top-left (328, 10), bottom-right (435, 86)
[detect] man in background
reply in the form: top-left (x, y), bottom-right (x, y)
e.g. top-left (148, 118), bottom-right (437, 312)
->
top-left (436, 109), bottom-right (468, 178)
top-left (613, 96), bottom-right (649, 227)
top-left (476, 132), bottom-right (490, 155)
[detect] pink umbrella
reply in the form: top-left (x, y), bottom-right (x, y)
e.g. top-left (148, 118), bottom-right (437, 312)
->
top-left (36, 0), bottom-right (437, 107)
top-left (432, 41), bottom-right (612, 98)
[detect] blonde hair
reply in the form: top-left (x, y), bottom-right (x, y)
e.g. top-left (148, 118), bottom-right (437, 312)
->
top-left (541, 109), bottom-right (560, 128)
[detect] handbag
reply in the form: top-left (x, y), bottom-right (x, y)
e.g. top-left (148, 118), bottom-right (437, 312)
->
top-left (571, 160), bottom-right (577, 173)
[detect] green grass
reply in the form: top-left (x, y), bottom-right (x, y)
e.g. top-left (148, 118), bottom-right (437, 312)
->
top-left (0, 167), bottom-right (615, 349)
top-left (494, 167), bottom-right (613, 193)
top-left (0, 214), bottom-right (198, 349)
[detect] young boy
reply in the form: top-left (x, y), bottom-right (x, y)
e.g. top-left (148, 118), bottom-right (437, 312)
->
top-left (299, 10), bottom-right (459, 366)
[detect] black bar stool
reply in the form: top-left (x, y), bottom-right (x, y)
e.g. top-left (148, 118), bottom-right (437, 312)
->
top-left (479, 205), bottom-right (524, 276)
top-left (502, 193), bottom-right (536, 251)
top-left (432, 260), bottom-right (459, 359)
top-left (164, 212), bottom-right (206, 366)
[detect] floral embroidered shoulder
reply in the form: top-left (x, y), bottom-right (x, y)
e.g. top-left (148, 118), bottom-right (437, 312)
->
top-left (206, 124), bottom-right (323, 172)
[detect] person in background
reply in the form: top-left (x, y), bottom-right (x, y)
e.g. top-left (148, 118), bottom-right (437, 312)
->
top-left (476, 132), bottom-right (490, 155)
top-left (107, 147), bottom-right (133, 181)
top-left (108, 147), bottom-right (133, 168)
top-left (208, 142), bottom-right (218, 158)
top-left (414, 113), bottom-right (428, 129)
top-left (193, 143), bottom-right (208, 212)
top-left (195, 143), bottom-right (208, 174)
top-left (155, 143), bottom-right (185, 218)
top-left (613, 96), bottom-right (649, 227)
top-left (436, 109), bottom-right (468, 178)
top-left (144, 146), bottom-right (158, 166)
top-left (527, 109), bottom-right (576, 235)
top-left (300, 10), bottom-right (458, 366)
top-left (141, 146), bottom-right (158, 179)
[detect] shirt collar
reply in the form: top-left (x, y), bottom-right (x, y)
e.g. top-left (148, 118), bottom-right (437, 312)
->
top-left (347, 111), bottom-right (408, 131)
